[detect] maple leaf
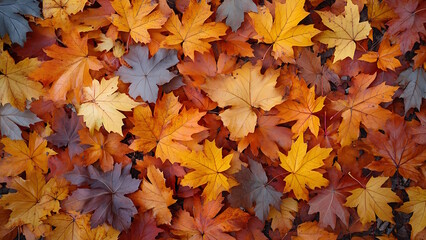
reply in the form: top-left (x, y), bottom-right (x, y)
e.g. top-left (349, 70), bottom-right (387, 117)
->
top-left (0, 170), bottom-right (68, 229)
top-left (248, 0), bottom-right (320, 59)
top-left (411, 112), bottom-right (426, 145)
top-left (385, 0), bottom-right (426, 53)
top-left (78, 129), bottom-right (131, 172)
top-left (46, 109), bottom-right (84, 159)
top-left (0, 103), bottom-right (41, 140)
top-left (78, 77), bottom-right (139, 135)
top-left (120, 211), bottom-right (163, 240)
top-left (131, 165), bottom-right (176, 225)
top-left (308, 168), bottom-right (353, 229)
top-left (116, 45), bottom-right (179, 103)
top-left (331, 73), bottom-right (398, 147)
top-left (42, 0), bottom-right (87, 29)
top-left (130, 93), bottom-right (206, 163)
top-left (171, 196), bottom-right (250, 240)
top-left (397, 67), bottom-right (426, 113)
top-left (364, 116), bottom-right (426, 182)
top-left (397, 187), bottom-right (426, 238)
top-left (238, 114), bottom-right (292, 160)
top-left (64, 163), bottom-right (140, 231)
top-left (0, 132), bottom-right (56, 177)
top-left (413, 45), bottom-right (426, 70)
top-left (111, 0), bottom-right (167, 43)
top-left (0, 0), bottom-right (41, 46)
top-left (45, 211), bottom-right (93, 240)
top-left (345, 176), bottom-right (401, 224)
top-left (235, 217), bottom-right (267, 240)
top-left (0, 50), bottom-right (43, 111)
top-left (268, 198), bottom-right (298, 235)
top-left (29, 30), bottom-right (103, 102)
top-left (162, 0), bottom-right (228, 60)
top-left (201, 62), bottom-right (283, 140)
top-left (293, 221), bottom-right (338, 240)
top-left (367, 0), bottom-right (397, 29)
top-left (228, 159), bottom-right (282, 221)
top-left (276, 81), bottom-right (325, 138)
top-left (279, 134), bottom-right (332, 200)
top-left (316, 0), bottom-right (372, 62)
top-left (179, 140), bottom-right (233, 201)
top-left (216, 0), bottom-right (257, 31)
top-left (359, 40), bottom-right (402, 71)
top-left (296, 49), bottom-right (341, 96)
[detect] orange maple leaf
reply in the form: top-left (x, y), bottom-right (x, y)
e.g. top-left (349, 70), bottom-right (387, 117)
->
top-left (78, 128), bottom-right (131, 172)
top-left (331, 73), bottom-right (398, 147)
top-left (131, 165), bottom-right (176, 225)
top-left (161, 0), bottom-right (228, 60)
top-left (30, 30), bottom-right (103, 102)
top-left (0, 132), bottom-right (56, 177)
top-left (130, 93), bottom-right (206, 163)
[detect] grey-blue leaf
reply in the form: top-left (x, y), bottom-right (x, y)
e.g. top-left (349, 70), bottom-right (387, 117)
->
top-left (0, 0), bottom-right (41, 46)
top-left (116, 45), bottom-right (179, 103)
top-left (0, 103), bottom-right (41, 140)
top-left (398, 68), bottom-right (426, 113)
top-left (216, 0), bottom-right (257, 31)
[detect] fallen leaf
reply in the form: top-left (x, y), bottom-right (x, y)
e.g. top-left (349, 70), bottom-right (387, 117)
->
top-left (78, 76), bottom-right (139, 135)
top-left (0, 103), bottom-right (41, 140)
top-left (130, 92), bottom-right (206, 163)
top-left (131, 165), bottom-right (176, 225)
top-left (64, 163), bottom-right (140, 231)
top-left (116, 45), bottom-right (178, 103)
top-left (331, 73), bottom-right (398, 147)
top-left (345, 176), bottom-right (401, 224)
top-left (228, 159), bottom-right (282, 221)
top-left (216, 0), bottom-right (257, 31)
top-left (162, 0), bottom-right (228, 60)
top-left (0, 170), bottom-right (68, 229)
top-left (201, 62), bottom-right (283, 140)
top-left (278, 134), bottom-right (332, 200)
top-left (249, 0), bottom-right (320, 59)
top-left (316, 0), bottom-right (372, 62)
top-left (0, 50), bottom-right (43, 110)
top-left (397, 67), bottom-right (426, 113)
top-left (180, 140), bottom-right (233, 201)
top-left (111, 0), bottom-right (167, 43)
top-left (0, 132), bottom-right (56, 177)
top-left (397, 187), bottom-right (426, 239)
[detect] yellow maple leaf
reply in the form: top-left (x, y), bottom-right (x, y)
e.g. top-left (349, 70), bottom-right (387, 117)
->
top-left (345, 176), bottom-right (401, 224)
top-left (367, 0), bottom-right (397, 29)
top-left (130, 93), bottom-right (206, 163)
top-left (45, 212), bottom-right (92, 240)
top-left (0, 170), bottom-right (68, 229)
top-left (201, 62), bottom-right (284, 140)
top-left (111, 0), bottom-right (167, 43)
top-left (0, 51), bottom-right (43, 111)
top-left (278, 134), bottom-right (331, 200)
top-left (276, 81), bottom-right (325, 138)
top-left (397, 187), bottom-right (426, 238)
top-left (131, 165), bottom-right (176, 225)
top-left (359, 40), bottom-right (401, 71)
top-left (42, 0), bottom-right (88, 29)
top-left (179, 140), bottom-right (233, 201)
top-left (29, 31), bottom-right (103, 102)
top-left (78, 76), bottom-right (139, 135)
top-left (331, 73), bottom-right (398, 147)
top-left (0, 132), bottom-right (56, 177)
top-left (249, 0), bottom-right (320, 59)
top-left (162, 0), bottom-right (228, 60)
top-left (316, 0), bottom-right (372, 62)
top-left (268, 198), bottom-right (298, 235)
